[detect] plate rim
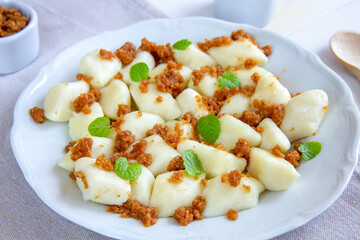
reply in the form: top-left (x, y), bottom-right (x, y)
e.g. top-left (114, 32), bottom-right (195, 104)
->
top-left (10, 16), bottom-right (360, 240)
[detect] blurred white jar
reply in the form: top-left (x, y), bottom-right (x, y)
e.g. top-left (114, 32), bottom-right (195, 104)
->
top-left (214, 0), bottom-right (277, 27)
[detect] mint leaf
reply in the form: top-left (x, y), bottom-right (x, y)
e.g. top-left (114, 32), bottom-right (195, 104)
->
top-left (88, 116), bottom-right (111, 137)
top-left (298, 142), bottom-right (322, 161)
top-left (197, 114), bottom-right (221, 143)
top-left (130, 62), bottom-right (149, 82)
top-left (218, 72), bottom-right (240, 89)
top-left (182, 150), bottom-right (204, 176)
top-left (173, 39), bottom-right (192, 50)
top-left (114, 157), bottom-right (142, 181)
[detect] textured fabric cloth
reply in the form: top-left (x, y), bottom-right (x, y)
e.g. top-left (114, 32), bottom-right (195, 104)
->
top-left (1, 0), bottom-right (359, 239)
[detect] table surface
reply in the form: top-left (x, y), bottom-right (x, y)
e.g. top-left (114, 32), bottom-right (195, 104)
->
top-left (1, 0), bottom-right (359, 239)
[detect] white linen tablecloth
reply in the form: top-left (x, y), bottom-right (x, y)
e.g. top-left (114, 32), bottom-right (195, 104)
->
top-left (0, 0), bottom-right (359, 239)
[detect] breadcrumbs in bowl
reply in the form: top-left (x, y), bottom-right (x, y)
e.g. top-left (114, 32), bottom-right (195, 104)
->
top-left (0, 1), bottom-right (39, 74)
top-left (0, 5), bottom-right (29, 37)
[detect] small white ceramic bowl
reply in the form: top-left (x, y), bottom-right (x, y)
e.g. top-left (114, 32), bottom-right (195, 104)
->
top-left (0, 0), bottom-right (39, 74)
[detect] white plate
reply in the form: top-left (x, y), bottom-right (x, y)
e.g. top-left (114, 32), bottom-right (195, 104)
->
top-left (11, 17), bottom-right (360, 240)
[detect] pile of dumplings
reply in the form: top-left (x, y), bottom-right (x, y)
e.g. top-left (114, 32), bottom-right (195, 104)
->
top-left (41, 30), bottom-right (328, 224)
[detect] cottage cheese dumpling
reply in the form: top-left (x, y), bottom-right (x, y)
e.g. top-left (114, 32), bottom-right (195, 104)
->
top-left (259, 118), bottom-right (290, 153)
top-left (148, 63), bottom-right (166, 80)
top-left (203, 175), bottom-right (265, 217)
top-left (79, 49), bottom-right (122, 89)
top-left (149, 63), bottom-right (192, 88)
top-left (215, 114), bottom-right (261, 149)
top-left (130, 83), bottom-right (182, 121)
top-left (188, 71), bottom-right (222, 97)
top-left (68, 102), bottom-right (104, 140)
top-left (99, 79), bottom-right (131, 120)
top-left (149, 171), bottom-right (205, 217)
top-left (58, 136), bottom-right (115, 171)
top-left (44, 81), bottom-right (89, 122)
top-left (74, 157), bottom-right (131, 205)
top-left (165, 120), bottom-right (196, 140)
top-left (119, 111), bottom-right (165, 141)
top-left (247, 147), bottom-right (300, 191)
top-left (120, 51), bottom-right (155, 85)
top-left (173, 44), bottom-right (217, 70)
top-left (251, 74), bottom-right (291, 106)
top-left (176, 88), bottom-right (210, 119)
top-left (127, 135), bottom-right (181, 177)
top-left (129, 163), bottom-right (155, 206)
top-left (207, 39), bottom-right (268, 69)
top-left (280, 89), bottom-right (328, 142)
top-left (232, 66), bottom-right (274, 88)
top-left (218, 93), bottom-right (253, 116)
top-left (177, 139), bottom-right (246, 179)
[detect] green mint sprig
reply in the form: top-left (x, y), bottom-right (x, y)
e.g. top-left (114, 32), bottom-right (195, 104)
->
top-left (182, 150), bottom-right (204, 176)
top-left (197, 114), bottom-right (221, 143)
top-left (88, 116), bottom-right (111, 137)
top-left (218, 72), bottom-right (240, 89)
top-left (298, 142), bottom-right (322, 161)
top-left (114, 157), bottom-right (142, 181)
top-left (130, 62), bottom-right (149, 82)
top-left (173, 39), bottom-right (192, 50)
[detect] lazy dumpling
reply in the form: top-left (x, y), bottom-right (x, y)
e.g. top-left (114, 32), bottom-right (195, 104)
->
top-left (164, 120), bottom-right (196, 141)
top-left (280, 89), bottom-right (328, 142)
top-left (68, 102), bottom-right (104, 140)
top-left (215, 114), bottom-right (261, 149)
top-left (232, 66), bottom-right (275, 88)
top-left (149, 171), bottom-right (205, 217)
top-left (58, 136), bottom-right (115, 172)
top-left (202, 173), bottom-right (265, 217)
top-left (149, 61), bottom-right (192, 89)
top-left (173, 44), bottom-right (217, 70)
top-left (120, 51), bottom-right (155, 85)
top-left (129, 163), bottom-right (155, 206)
top-left (130, 83), bottom-right (182, 121)
top-left (176, 88), bottom-right (210, 119)
top-left (117, 111), bottom-right (165, 141)
top-left (188, 66), bottom-right (223, 97)
top-left (99, 79), bottom-right (131, 120)
top-left (218, 93), bottom-right (253, 116)
top-left (200, 37), bottom-right (268, 69)
top-left (44, 81), bottom-right (89, 122)
top-left (79, 49), bottom-right (122, 89)
top-left (247, 147), bottom-right (300, 191)
top-left (259, 118), bottom-right (290, 153)
top-left (126, 135), bottom-right (181, 177)
top-left (251, 73), bottom-right (291, 106)
top-left (177, 139), bottom-right (246, 179)
top-left (74, 157), bottom-right (131, 205)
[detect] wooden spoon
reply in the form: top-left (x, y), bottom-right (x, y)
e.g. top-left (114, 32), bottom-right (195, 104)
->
top-left (330, 31), bottom-right (360, 81)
